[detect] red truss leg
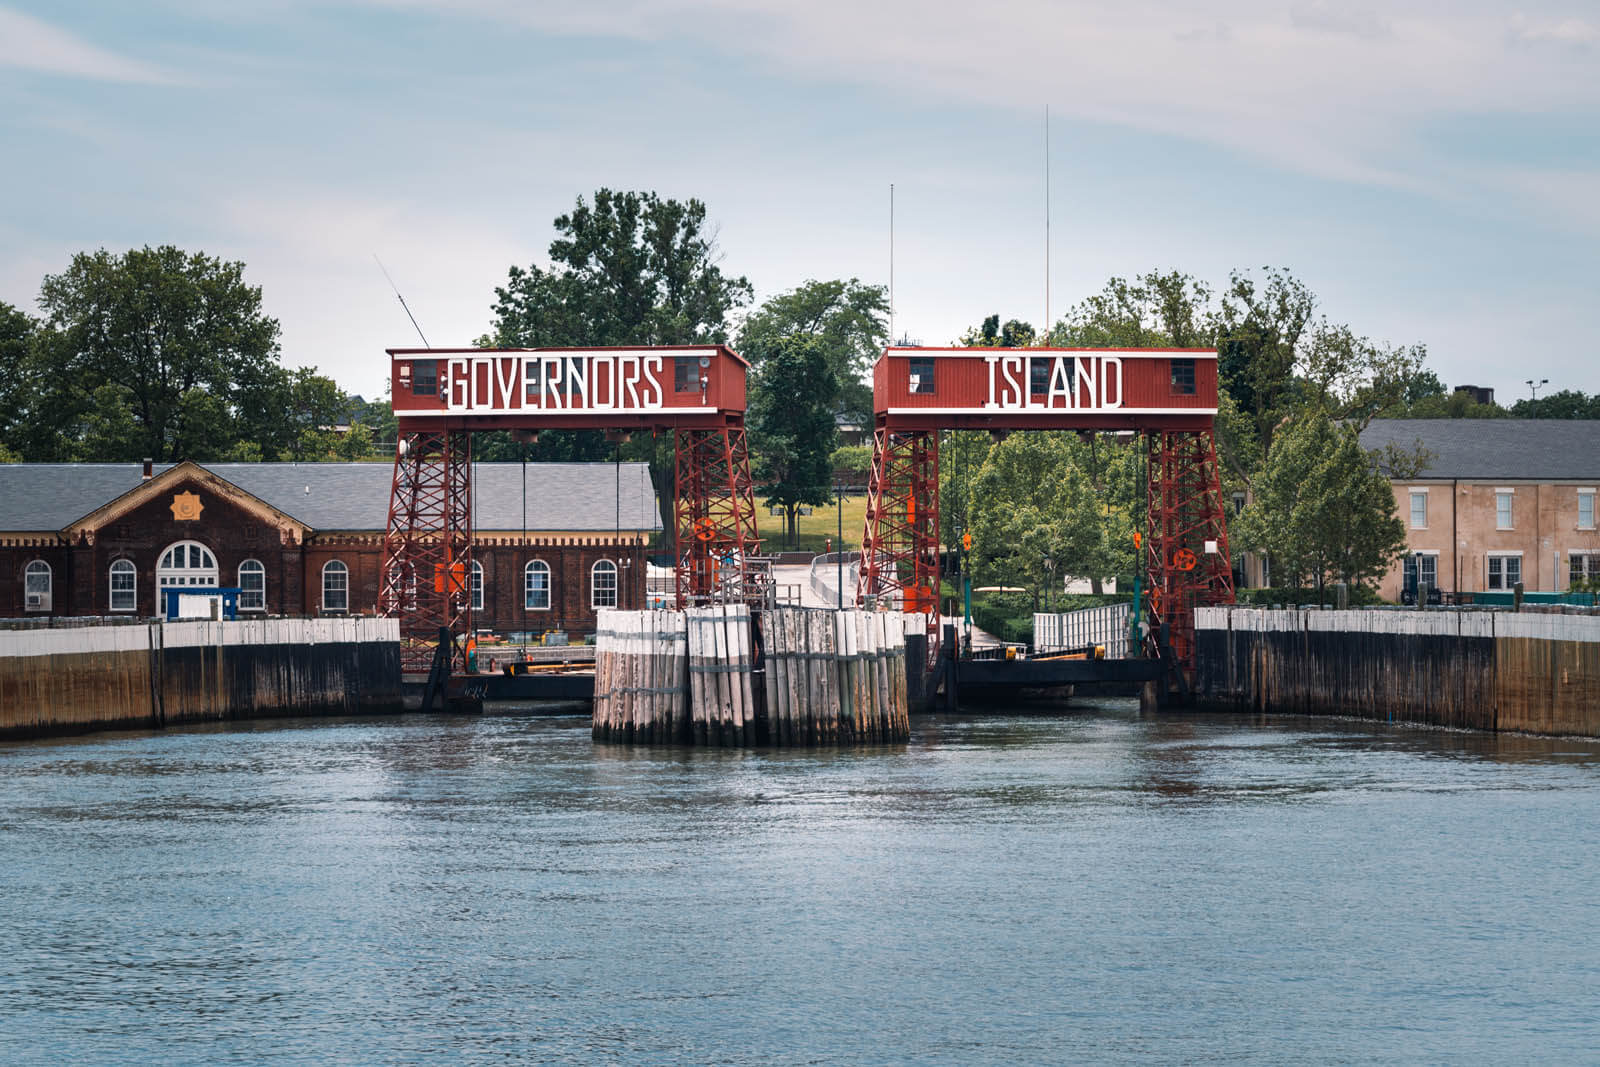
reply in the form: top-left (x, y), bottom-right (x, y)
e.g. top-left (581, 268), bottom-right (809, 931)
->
top-left (379, 429), bottom-right (473, 673)
top-left (1144, 428), bottom-right (1234, 671)
top-left (858, 427), bottom-right (940, 667)
top-left (674, 424), bottom-right (765, 608)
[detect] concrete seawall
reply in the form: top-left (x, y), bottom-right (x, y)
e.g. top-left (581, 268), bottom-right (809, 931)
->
top-left (1, 617), bottom-right (402, 740)
top-left (1194, 607), bottom-right (1600, 736)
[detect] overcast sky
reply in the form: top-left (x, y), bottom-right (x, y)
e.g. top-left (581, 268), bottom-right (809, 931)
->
top-left (2, 1), bottom-right (1597, 402)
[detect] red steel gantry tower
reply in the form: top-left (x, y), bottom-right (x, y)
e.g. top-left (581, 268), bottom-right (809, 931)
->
top-left (859, 346), bottom-right (1233, 676)
top-left (380, 346), bottom-right (762, 672)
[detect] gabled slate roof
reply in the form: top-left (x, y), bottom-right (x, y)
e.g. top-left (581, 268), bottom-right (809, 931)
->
top-left (0, 462), bottom-right (660, 534)
top-left (1360, 419), bottom-right (1600, 480)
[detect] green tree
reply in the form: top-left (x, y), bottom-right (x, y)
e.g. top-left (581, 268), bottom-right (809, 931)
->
top-left (748, 335), bottom-right (839, 547)
top-left (1051, 271), bottom-right (1213, 347)
top-left (967, 433), bottom-right (1108, 611)
top-left (0, 301), bottom-right (33, 450)
top-left (488, 189), bottom-right (753, 527)
top-left (737, 278), bottom-right (887, 425)
top-left (1231, 409), bottom-right (1407, 594)
top-left (492, 189), bottom-right (752, 349)
top-left (30, 246), bottom-right (283, 463)
top-left (960, 314), bottom-right (1037, 348)
top-left (1509, 389), bottom-right (1600, 419)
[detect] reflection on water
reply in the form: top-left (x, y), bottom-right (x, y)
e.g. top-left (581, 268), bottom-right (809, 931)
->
top-left (3, 700), bottom-right (1599, 1064)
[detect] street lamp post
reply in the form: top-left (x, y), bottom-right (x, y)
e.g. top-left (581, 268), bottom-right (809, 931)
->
top-left (1527, 378), bottom-right (1549, 401)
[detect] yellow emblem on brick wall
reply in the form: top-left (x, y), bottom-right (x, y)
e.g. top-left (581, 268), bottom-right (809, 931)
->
top-left (171, 492), bottom-right (204, 521)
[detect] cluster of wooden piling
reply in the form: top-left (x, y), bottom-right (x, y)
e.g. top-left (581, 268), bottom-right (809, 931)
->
top-left (591, 606), bottom-right (911, 746)
top-left (591, 609), bottom-right (688, 744)
top-left (686, 605), bottom-right (757, 746)
top-left (762, 607), bottom-right (909, 745)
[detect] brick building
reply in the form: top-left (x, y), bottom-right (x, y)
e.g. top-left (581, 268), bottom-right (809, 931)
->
top-left (0, 460), bottom-right (659, 634)
top-left (1360, 420), bottom-right (1600, 599)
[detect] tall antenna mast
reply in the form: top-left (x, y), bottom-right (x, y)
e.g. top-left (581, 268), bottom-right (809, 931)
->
top-left (1044, 104), bottom-right (1051, 343)
top-left (373, 254), bottom-right (431, 348)
top-left (889, 182), bottom-right (896, 346)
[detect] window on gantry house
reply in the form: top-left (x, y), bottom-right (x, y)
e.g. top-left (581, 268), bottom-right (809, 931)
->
top-left (1170, 358), bottom-right (1196, 395)
top-left (908, 358), bottom-right (936, 394)
top-left (1580, 490), bottom-right (1596, 530)
top-left (471, 560), bottom-right (484, 613)
top-left (1029, 357), bottom-right (1049, 397)
top-left (412, 359), bottom-right (438, 397)
top-left (675, 357), bottom-right (702, 393)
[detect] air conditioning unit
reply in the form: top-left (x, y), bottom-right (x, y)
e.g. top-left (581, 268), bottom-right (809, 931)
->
top-left (26, 593), bottom-right (45, 610)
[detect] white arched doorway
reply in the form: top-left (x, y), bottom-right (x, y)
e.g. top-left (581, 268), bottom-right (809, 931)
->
top-left (157, 540), bottom-right (219, 594)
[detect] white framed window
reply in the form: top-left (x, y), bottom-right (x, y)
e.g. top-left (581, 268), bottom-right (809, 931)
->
top-left (1579, 489), bottom-right (1595, 530)
top-left (157, 540), bottom-right (218, 593)
top-left (1404, 553), bottom-right (1438, 591)
top-left (471, 560), bottom-right (484, 612)
top-left (238, 559), bottom-right (265, 612)
top-left (1409, 489), bottom-right (1428, 530)
top-left (1495, 489), bottom-right (1514, 530)
top-left (109, 559), bottom-right (136, 612)
top-left (1487, 552), bottom-right (1523, 591)
top-left (524, 559), bottom-right (550, 611)
top-left (591, 559), bottom-right (618, 609)
top-left (1570, 552), bottom-right (1600, 588)
top-left (24, 560), bottom-right (51, 612)
top-left (322, 560), bottom-right (349, 613)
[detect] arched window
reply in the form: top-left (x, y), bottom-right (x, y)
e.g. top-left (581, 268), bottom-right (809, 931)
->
top-left (471, 560), bottom-right (484, 612)
top-left (109, 559), bottom-right (136, 612)
top-left (591, 559), bottom-right (618, 609)
top-left (157, 540), bottom-right (218, 592)
top-left (239, 560), bottom-right (266, 612)
top-left (322, 560), bottom-right (349, 613)
top-left (524, 560), bottom-right (550, 611)
top-left (24, 560), bottom-right (52, 612)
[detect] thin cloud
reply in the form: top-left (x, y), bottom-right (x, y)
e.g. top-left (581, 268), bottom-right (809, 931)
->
top-left (0, 6), bottom-right (179, 84)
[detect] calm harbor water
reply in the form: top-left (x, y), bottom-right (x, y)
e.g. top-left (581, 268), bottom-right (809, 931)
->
top-left (3, 702), bottom-right (1599, 1064)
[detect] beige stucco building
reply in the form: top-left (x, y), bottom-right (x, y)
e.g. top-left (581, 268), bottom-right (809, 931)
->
top-left (1361, 420), bottom-right (1600, 600)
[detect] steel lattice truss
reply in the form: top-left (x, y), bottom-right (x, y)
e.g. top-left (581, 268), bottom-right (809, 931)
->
top-left (858, 428), bottom-right (940, 665)
top-left (1144, 429), bottom-right (1234, 669)
top-left (673, 425), bottom-right (765, 608)
top-left (379, 430), bottom-right (474, 673)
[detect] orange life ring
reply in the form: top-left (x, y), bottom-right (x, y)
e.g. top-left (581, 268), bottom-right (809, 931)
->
top-left (1173, 548), bottom-right (1198, 572)
top-left (693, 518), bottom-right (717, 542)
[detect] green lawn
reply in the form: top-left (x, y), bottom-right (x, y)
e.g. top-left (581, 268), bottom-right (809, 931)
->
top-left (758, 491), bottom-right (869, 550)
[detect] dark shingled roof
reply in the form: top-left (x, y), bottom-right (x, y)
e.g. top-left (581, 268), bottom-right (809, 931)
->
top-left (0, 462), bottom-right (660, 534)
top-left (1360, 419), bottom-right (1600, 480)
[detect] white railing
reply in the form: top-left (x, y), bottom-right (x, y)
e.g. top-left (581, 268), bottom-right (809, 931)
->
top-left (1034, 603), bottom-right (1132, 658)
top-left (808, 552), bottom-right (861, 608)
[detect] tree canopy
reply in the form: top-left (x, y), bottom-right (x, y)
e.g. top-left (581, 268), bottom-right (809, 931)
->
top-left (491, 189), bottom-right (752, 349)
top-left (0, 248), bottom-right (387, 464)
top-left (1230, 408), bottom-right (1407, 592)
top-left (748, 334), bottom-right (839, 546)
top-left (736, 278), bottom-right (886, 424)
